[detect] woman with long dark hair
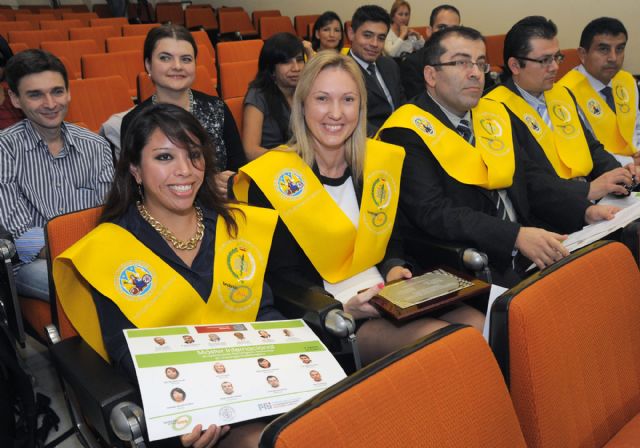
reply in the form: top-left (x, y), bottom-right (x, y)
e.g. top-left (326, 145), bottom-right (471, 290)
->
top-left (242, 32), bottom-right (305, 160)
top-left (311, 11), bottom-right (344, 52)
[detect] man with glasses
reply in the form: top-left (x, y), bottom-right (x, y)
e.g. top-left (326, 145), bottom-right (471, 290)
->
top-left (401, 4), bottom-right (462, 99)
top-left (485, 16), bottom-right (634, 201)
top-left (378, 26), bottom-right (616, 286)
top-left (558, 17), bottom-right (640, 167)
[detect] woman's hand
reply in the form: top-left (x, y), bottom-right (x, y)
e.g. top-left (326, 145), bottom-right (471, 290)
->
top-left (343, 283), bottom-right (384, 319)
top-left (215, 170), bottom-right (235, 197)
top-left (180, 424), bottom-right (230, 448)
top-left (399, 25), bottom-right (409, 39)
top-left (386, 266), bottom-right (412, 283)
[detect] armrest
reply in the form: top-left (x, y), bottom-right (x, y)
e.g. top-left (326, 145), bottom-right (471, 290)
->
top-left (271, 278), bottom-right (342, 344)
top-left (49, 336), bottom-right (140, 446)
top-left (403, 233), bottom-right (468, 271)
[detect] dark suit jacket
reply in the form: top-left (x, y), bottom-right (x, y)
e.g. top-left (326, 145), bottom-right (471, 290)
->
top-left (349, 51), bottom-right (406, 136)
top-left (497, 78), bottom-right (621, 198)
top-left (378, 92), bottom-right (591, 272)
top-left (399, 47), bottom-right (426, 101)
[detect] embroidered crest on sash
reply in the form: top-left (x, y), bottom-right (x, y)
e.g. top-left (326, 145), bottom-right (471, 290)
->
top-left (217, 239), bottom-right (263, 309)
top-left (587, 98), bottom-right (602, 116)
top-left (550, 101), bottom-right (577, 136)
top-left (364, 170), bottom-right (395, 232)
top-left (477, 116), bottom-right (507, 154)
top-left (413, 116), bottom-right (435, 135)
top-left (615, 85), bottom-right (631, 113)
top-left (276, 170), bottom-right (305, 198)
top-left (117, 263), bottom-right (154, 299)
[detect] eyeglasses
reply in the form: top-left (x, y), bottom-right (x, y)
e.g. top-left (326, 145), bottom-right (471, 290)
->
top-left (517, 53), bottom-right (565, 67)
top-left (429, 60), bottom-right (491, 73)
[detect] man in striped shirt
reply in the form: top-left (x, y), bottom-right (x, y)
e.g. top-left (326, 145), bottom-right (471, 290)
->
top-left (0, 50), bottom-right (114, 301)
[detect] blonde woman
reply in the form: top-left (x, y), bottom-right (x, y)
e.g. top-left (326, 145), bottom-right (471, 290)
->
top-left (235, 52), bottom-right (483, 364)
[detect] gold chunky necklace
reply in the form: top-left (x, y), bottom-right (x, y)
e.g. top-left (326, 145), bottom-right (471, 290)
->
top-left (137, 202), bottom-right (204, 251)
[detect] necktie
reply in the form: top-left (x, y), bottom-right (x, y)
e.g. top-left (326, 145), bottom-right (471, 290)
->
top-left (536, 104), bottom-right (551, 127)
top-left (493, 190), bottom-right (509, 221)
top-left (601, 86), bottom-right (616, 112)
top-left (456, 119), bottom-right (474, 144)
top-left (366, 63), bottom-right (393, 109)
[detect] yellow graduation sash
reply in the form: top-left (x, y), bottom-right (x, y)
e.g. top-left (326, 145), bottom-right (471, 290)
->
top-left (377, 99), bottom-right (515, 189)
top-left (558, 69), bottom-right (637, 156)
top-left (234, 140), bottom-right (404, 283)
top-left (52, 204), bottom-right (277, 361)
top-left (485, 85), bottom-right (593, 179)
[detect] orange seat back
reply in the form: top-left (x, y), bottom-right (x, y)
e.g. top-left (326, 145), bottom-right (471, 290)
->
top-left (218, 10), bottom-right (256, 36)
top-left (121, 23), bottom-right (159, 37)
top-left (39, 19), bottom-right (84, 34)
top-left (8, 29), bottom-right (67, 49)
top-left (185, 6), bottom-right (217, 30)
top-left (252, 9), bottom-right (280, 33)
top-left (263, 326), bottom-right (527, 448)
top-left (490, 241), bottom-right (640, 448)
top-left (8, 42), bottom-right (29, 54)
top-left (196, 44), bottom-right (217, 86)
top-left (259, 16), bottom-right (295, 40)
top-left (192, 30), bottom-right (215, 62)
top-left (225, 97), bottom-right (244, 135)
top-left (0, 8), bottom-right (18, 21)
top-left (219, 59), bottom-right (257, 99)
top-left (106, 35), bottom-right (145, 53)
top-left (46, 206), bottom-right (104, 340)
top-left (62, 12), bottom-right (99, 27)
top-left (217, 39), bottom-right (263, 64)
top-left (14, 13), bottom-right (55, 29)
top-left (41, 40), bottom-right (100, 79)
top-left (485, 34), bottom-right (506, 72)
top-left (294, 14), bottom-right (320, 39)
top-left (155, 2), bottom-right (184, 26)
top-left (0, 21), bottom-right (32, 40)
top-left (70, 26), bottom-right (121, 52)
top-left (557, 48), bottom-right (581, 78)
top-left (82, 50), bottom-right (143, 98)
top-left (90, 17), bottom-right (128, 30)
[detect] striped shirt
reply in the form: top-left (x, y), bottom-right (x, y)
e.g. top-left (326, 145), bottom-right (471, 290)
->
top-left (0, 119), bottom-right (114, 261)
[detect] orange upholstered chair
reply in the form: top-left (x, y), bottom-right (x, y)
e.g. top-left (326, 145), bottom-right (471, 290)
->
top-left (196, 44), bottom-right (217, 87)
top-left (261, 325), bottom-right (527, 448)
top-left (121, 23), bottom-right (159, 37)
top-left (90, 17), bottom-right (128, 30)
top-left (106, 35), bottom-right (145, 53)
top-left (219, 59), bottom-right (257, 99)
top-left (259, 16), bottom-right (295, 40)
top-left (69, 26), bottom-right (120, 52)
top-left (216, 39), bottom-right (263, 64)
top-left (81, 50), bottom-right (143, 98)
top-left (39, 19), bottom-right (84, 34)
top-left (0, 21), bottom-right (32, 40)
top-left (557, 48), bottom-right (581, 78)
top-left (192, 30), bottom-right (215, 61)
top-left (490, 241), bottom-right (640, 448)
top-left (155, 2), bottom-right (184, 26)
top-left (294, 14), bottom-right (320, 40)
top-left (14, 13), bottom-right (55, 29)
top-left (218, 10), bottom-right (257, 39)
top-left (8, 42), bottom-right (30, 54)
top-left (185, 5), bottom-right (218, 32)
top-left (41, 39), bottom-right (101, 79)
top-left (485, 34), bottom-right (506, 73)
top-left (252, 9), bottom-right (280, 33)
top-left (225, 97), bottom-right (244, 135)
top-left (66, 76), bottom-right (134, 133)
top-left (8, 29), bottom-right (67, 49)
top-left (62, 12), bottom-right (98, 27)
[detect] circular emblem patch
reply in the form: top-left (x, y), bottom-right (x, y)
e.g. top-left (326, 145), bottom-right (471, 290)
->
top-left (172, 415), bottom-right (192, 431)
top-left (523, 114), bottom-right (542, 133)
top-left (365, 170), bottom-right (395, 232)
top-left (229, 285), bottom-right (253, 304)
top-left (614, 85), bottom-right (630, 113)
top-left (226, 246), bottom-right (256, 282)
top-left (551, 103), bottom-right (576, 136)
top-left (586, 98), bottom-right (602, 117)
top-left (413, 116), bottom-right (435, 136)
top-left (276, 170), bottom-right (305, 198)
top-left (118, 264), bottom-right (153, 298)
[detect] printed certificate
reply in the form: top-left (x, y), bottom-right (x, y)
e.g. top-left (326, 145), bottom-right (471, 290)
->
top-left (124, 319), bottom-right (346, 441)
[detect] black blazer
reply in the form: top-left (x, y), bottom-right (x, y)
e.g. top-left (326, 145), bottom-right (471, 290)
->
top-left (378, 92), bottom-right (591, 270)
top-left (350, 51), bottom-right (406, 136)
top-left (497, 78), bottom-right (621, 197)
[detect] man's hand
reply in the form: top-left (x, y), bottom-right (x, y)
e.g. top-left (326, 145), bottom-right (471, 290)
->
top-left (585, 204), bottom-right (619, 224)
top-left (515, 227), bottom-right (568, 269)
top-left (385, 265), bottom-right (412, 283)
top-left (588, 167), bottom-right (634, 200)
top-left (180, 424), bottom-right (230, 448)
top-left (214, 171), bottom-right (235, 198)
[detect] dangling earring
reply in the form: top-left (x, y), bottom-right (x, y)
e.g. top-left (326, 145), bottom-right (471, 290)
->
top-left (137, 183), bottom-right (144, 201)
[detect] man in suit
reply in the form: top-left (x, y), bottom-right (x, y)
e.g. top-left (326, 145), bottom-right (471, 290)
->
top-left (347, 5), bottom-right (405, 136)
top-left (558, 17), bottom-right (640, 166)
top-left (485, 16), bottom-right (634, 201)
top-left (401, 5), bottom-right (461, 99)
top-left (378, 26), bottom-right (616, 286)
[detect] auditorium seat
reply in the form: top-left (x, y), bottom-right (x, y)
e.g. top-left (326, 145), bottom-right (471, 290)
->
top-left (39, 19), bottom-right (84, 34)
top-left (92, 4), bottom-right (112, 19)
top-left (81, 50), bottom-right (143, 98)
top-left (252, 9), bottom-right (280, 34)
top-left (218, 10), bottom-right (257, 40)
top-left (121, 23), bottom-right (159, 37)
top-left (259, 16), bottom-right (295, 40)
top-left (8, 42), bottom-right (29, 54)
top-left (490, 241), bottom-right (640, 448)
top-left (41, 40), bottom-right (100, 79)
top-left (485, 34), bottom-right (506, 73)
top-left (155, 2), bottom-right (184, 26)
top-left (14, 13), bottom-right (55, 29)
top-left (62, 12), bottom-right (99, 27)
top-left (219, 59), bottom-right (257, 99)
top-left (294, 14), bottom-right (320, 40)
top-left (261, 326), bottom-right (527, 448)
top-left (185, 6), bottom-right (218, 33)
top-left (225, 97), bottom-right (244, 134)
top-left (557, 48), bottom-right (580, 78)
top-left (192, 30), bottom-right (215, 62)
top-left (216, 39), bottom-right (263, 64)
top-left (0, 21), bottom-right (32, 41)
top-left (70, 26), bottom-right (121, 52)
top-left (196, 44), bottom-right (217, 87)
top-left (106, 35), bottom-right (145, 53)
top-left (8, 29), bottom-right (67, 49)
